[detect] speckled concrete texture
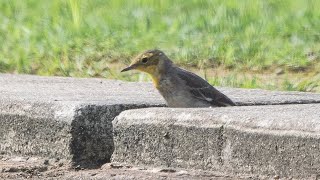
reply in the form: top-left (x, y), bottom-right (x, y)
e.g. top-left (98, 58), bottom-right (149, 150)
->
top-left (113, 104), bottom-right (320, 178)
top-left (0, 74), bottom-right (163, 168)
top-left (1, 73), bottom-right (320, 175)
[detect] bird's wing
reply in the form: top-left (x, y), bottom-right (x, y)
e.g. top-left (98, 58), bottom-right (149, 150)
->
top-left (176, 68), bottom-right (236, 107)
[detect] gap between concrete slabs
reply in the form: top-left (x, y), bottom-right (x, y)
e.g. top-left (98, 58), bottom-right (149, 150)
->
top-left (0, 101), bottom-right (162, 168)
top-left (0, 74), bottom-right (164, 168)
top-left (112, 104), bottom-right (320, 178)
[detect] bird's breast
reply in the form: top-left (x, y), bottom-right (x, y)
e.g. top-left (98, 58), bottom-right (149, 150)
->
top-left (157, 78), bottom-right (184, 101)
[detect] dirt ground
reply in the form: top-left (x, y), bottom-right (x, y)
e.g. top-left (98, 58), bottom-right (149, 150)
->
top-left (0, 155), bottom-right (274, 180)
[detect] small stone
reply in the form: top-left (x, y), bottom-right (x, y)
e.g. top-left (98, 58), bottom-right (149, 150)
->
top-left (274, 175), bottom-right (280, 179)
top-left (74, 165), bottom-right (81, 171)
top-left (177, 170), bottom-right (189, 176)
top-left (100, 163), bottom-right (111, 170)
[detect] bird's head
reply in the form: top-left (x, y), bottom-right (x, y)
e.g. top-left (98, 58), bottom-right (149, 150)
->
top-left (121, 49), bottom-right (169, 75)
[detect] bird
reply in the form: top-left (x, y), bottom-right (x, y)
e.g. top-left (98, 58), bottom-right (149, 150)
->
top-left (121, 49), bottom-right (236, 108)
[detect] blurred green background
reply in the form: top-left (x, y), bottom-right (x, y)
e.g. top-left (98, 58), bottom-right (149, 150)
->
top-left (1, 0), bottom-right (320, 91)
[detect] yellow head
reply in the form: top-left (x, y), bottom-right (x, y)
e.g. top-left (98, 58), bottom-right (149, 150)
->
top-left (121, 49), bottom-right (170, 88)
top-left (121, 49), bottom-right (167, 75)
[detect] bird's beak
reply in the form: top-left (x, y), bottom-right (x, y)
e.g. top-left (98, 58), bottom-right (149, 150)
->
top-left (121, 64), bottom-right (136, 72)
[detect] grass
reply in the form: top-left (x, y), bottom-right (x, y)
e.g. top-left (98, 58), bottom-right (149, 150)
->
top-left (0, 0), bottom-right (320, 91)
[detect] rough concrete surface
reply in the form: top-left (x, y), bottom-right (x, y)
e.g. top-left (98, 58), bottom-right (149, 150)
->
top-left (0, 74), bottom-right (163, 168)
top-left (0, 155), bottom-right (274, 179)
top-left (112, 104), bottom-right (320, 178)
top-left (2, 73), bottom-right (320, 106)
top-left (1, 73), bottom-right (320, 175)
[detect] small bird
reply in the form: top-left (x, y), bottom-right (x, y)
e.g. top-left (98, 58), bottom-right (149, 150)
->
top-left (121, 49), bottom-right (236, 107)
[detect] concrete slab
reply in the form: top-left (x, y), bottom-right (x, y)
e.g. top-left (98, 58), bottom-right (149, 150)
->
top-left (1, 73), bottom-right (320, 169)
top-left (0, 74), bottom-right (163, 168)
top-left (112, 104), bottom-right (320, 178)
top-left (2, 74), bottom-right (320, 106)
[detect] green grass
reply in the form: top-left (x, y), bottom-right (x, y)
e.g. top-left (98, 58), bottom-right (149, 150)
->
top-left (1, 0), bottom-right (320, 91)
top-left (208, 72), bottom-right (320, 92)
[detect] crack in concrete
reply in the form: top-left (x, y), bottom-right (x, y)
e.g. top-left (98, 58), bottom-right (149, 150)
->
top-left (236, 101), bottom-right (320, 106)
top-left (217, 125), bottom-right (226, 166)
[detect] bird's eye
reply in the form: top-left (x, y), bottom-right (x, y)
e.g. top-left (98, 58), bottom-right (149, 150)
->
top-left (141, 58), bottom-right (148, 63)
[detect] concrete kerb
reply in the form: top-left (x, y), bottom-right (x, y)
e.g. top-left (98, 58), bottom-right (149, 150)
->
top-left (112, 104), bottom-right (320, 178)
top-left (0, 74), bottom-right (165, 168)
top-left (2, 74), bottom-right (320, 171)
top-left (0, 100), bottom-right (163, 168)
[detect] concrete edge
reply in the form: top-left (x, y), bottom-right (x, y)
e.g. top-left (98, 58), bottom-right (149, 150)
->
top-left (112, 104), bottom-right (320, 178)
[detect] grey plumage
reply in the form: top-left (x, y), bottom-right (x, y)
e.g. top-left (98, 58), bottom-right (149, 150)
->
top-left (175, 67), bottom-right (236, 107)
top-left (157, 64), bottom-right (236, 107)
top-left (121, 49), bottom-right (236, 108)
